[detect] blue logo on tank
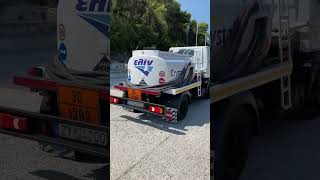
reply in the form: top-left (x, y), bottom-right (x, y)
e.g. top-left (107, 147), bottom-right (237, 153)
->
top-left (134, 59), bottom-right (154, 76)
top-left (76, 0), bottom-right (110, 37)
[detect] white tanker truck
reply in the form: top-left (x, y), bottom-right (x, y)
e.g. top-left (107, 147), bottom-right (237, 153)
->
top-left (211, 0), bottom-right (320, 179)
top-left (111, 46), bottom-right (210, 121)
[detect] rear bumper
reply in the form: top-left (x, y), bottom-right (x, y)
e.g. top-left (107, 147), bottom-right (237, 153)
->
top-left (0, 106), bottom-right (108, 158)
top-left (110, 96), bottom-right (178, 122)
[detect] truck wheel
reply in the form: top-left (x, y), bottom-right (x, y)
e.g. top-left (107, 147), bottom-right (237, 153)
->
top-left (121, 93), bottom-right (140, 113)
top-left (314, 81), bottom-right (320, 106)
top-left (177, 95), bottom-right (189, 121)
top-left (40, 92), bottom-right (60, 116)
top-left (214, 106), bottom-right (253, 180)
top-left (132, 109), bottom-right (141, 113)
top-left (39, 95), bottom-right (63, 154)
top-left (73, 151), bottom-right (106, 163)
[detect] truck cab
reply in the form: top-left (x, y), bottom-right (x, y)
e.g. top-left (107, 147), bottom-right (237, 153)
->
top-left (169, 46), bottom-right (210, 79)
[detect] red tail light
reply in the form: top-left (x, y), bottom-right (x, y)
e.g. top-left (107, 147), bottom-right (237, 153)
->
top-left (0, 113), bottom-right (28, 132)
top-left (149, 106), bottom-right (164, 114)
top-left (110, 97), bottom-right (120, 104)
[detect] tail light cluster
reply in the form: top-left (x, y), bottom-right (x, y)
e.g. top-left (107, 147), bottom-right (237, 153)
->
top-left (0, 113), bottom-right (28, 132)
top-left (110, 97), bottom-right (121, 104)
top-left (110, 96), bottom-right (164, 115)
top-left (149, 106), bottom-right (164, 114)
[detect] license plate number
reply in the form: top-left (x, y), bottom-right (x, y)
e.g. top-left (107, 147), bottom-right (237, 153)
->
top-left (127, 100), bottom-right (144, 108)
top-left (58, 123), bottom-right (107, 146)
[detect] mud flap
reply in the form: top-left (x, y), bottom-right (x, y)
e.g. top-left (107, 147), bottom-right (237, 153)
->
top-left (164, 107), bottom-right (178, 122)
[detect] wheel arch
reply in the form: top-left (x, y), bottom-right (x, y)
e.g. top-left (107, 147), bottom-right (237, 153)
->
top-left (181, 90), bottom-right (192, 104)
top-left (219, 91), bottom-right (260, 136)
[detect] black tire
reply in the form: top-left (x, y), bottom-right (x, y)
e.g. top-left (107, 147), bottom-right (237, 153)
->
top-left (177, 95), bottom-right (189, 121)
top-left (214, 106), bottom-right (254, 180)
top-left (74, 151), bottom-right (107, 163)
top-left (40, 93), bottom-right (59, 116)
top-left (121, 107), bottom-right (140, 113)
top-left (314, 80), bottom-right (320, 106)
top-left (132, 109), bottom-right (141, 113)
top-left (121, 93), bottom-right (140, 113)
top-left (39, 95), bottom-right (62, 154)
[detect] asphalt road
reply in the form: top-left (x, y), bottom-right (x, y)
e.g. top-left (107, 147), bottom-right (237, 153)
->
top-left (239, 116), bottom-right (320, 180)
top-left (110, 70), bottom-right (210, 180)
top-left (0, 45), bottom-right (106, 179)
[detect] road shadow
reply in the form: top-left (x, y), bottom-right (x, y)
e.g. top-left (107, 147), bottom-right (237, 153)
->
top-left (53, 154), bottom-right (108, 164)
top-left (240, 115), bottom-right (320, 180)
top-left (30, 170), bottom-right (80, 180)
top-left (83, 165), bottom-right (108, 180)
top-left (38, 143), bottom-right (108, 164)
top-left (30, 165), bottom-right (108, 180)
top-left (120, 98), bottom-right (210, 135)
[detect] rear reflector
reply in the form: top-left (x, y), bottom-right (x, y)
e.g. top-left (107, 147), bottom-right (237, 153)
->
top-left (149, 106), bottom-right (164, 114)
top-left (110, 97), bottom-right (120, 104)
top-left (0, 113), bottom-right (28, 132)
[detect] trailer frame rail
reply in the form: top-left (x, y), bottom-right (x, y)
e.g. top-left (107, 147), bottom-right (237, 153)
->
top-left (0, 106), bottom-right (108, 158)
top-left (211, 62), bottom-right (293, 103)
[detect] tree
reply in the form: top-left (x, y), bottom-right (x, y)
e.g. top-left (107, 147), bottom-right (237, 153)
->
top-left (111, 0), bottom-right (208, 56)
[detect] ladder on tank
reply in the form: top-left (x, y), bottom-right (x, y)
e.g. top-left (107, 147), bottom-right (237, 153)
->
top-left (195, 51), bottom-right (203, 97)
top-left (277, 0), bottom-right (293, 110)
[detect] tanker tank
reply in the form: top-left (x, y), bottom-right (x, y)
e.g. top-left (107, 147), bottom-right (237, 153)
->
top-left (127, 50), bottom-right (194, 87)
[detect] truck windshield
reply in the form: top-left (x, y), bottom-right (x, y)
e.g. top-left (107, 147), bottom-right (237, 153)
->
top-left (176, 49), bottom-right (194, 56)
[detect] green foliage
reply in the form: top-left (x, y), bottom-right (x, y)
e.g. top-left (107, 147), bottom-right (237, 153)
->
top-left (111, 0), bottom-right (208, 55)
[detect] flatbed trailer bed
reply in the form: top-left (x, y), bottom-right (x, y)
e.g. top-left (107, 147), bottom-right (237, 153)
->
top-left (0, 106), bottom-right (107, 157)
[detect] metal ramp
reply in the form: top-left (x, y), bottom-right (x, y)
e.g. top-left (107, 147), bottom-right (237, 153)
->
top-left (194, 49), bottom-right (203, 96)
top-left (276, 0), bottom-right (293, 110)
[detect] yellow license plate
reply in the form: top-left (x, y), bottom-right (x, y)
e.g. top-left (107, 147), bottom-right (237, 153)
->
top-left (127, 89), bottom-right (142, 101)
top-left (57, 86), bottom-right (100, 125)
